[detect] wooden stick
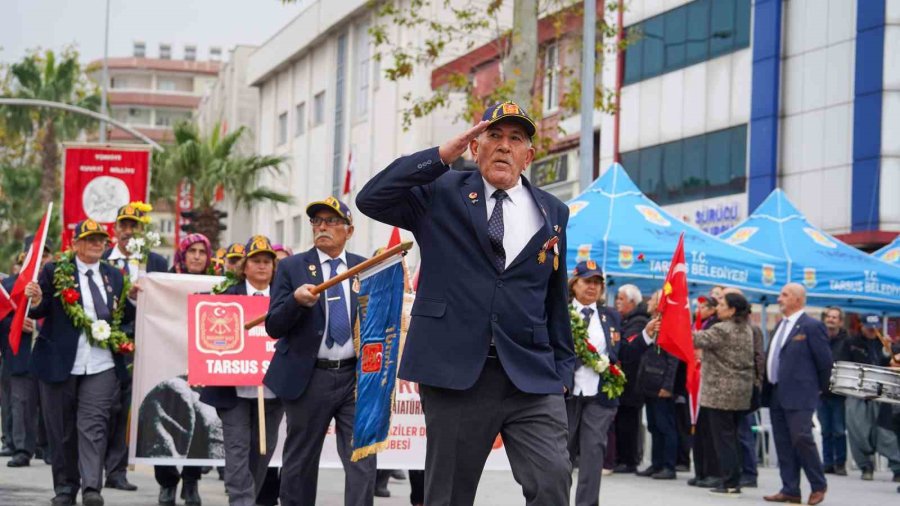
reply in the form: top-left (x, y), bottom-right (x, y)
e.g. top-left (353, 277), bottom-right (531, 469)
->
top-left (243, 240), bottom-right (414, 329)
top-left (258, 386), bottom-right (266, 455)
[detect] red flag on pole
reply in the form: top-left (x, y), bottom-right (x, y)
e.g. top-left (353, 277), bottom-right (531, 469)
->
top-left (9, 202), bottom-right (53, 355)
top-left (342, 150), bottom-right (354, 198)
top-left (0, 283), bottom-right (15, 321)
top-left (656, 233), bottom-right (700, 423)
top-left (387, 227), bottom-right (401, 248)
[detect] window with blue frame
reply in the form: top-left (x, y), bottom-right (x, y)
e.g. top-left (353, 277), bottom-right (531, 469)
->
top-left (620, 125), bottom-right (747, 205)
top-left (624, 0), bottom-right (751, 85)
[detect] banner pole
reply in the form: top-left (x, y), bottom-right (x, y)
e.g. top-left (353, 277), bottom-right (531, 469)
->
top-left (258, 386), bottom-right (266, 455)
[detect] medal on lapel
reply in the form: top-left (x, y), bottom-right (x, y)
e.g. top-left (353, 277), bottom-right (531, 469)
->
top-left (468, 192), bottom-right (479, 204)
top-left (539, 236), bottom-right (560, 267)
top-left (538, 250), bottom-right (547, 264)
top-left (308, 264), bottom-right (318, 277)
top-left (553, 242), bottom-right (560, 271)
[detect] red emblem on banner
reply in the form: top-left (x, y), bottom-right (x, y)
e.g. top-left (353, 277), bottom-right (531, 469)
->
top-left (361, 343), bottom-right (384, 373)
top-left (195, 301), bottom-right (245, 355)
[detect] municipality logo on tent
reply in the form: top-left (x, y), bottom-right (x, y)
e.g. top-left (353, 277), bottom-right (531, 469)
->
top-left (803, 227), bottom-right (837, 249)
top-left (881, 247), bottom-right (900, 264)
top-left (635, 205), bottom-right (670, 227)
top-left (568, 201), bottom-right (590, 218)
top-left (725, 227), bottom-right (758, 245)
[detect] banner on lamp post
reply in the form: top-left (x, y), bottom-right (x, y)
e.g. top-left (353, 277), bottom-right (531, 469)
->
top-left (62, 143), bottom-right (151, 249)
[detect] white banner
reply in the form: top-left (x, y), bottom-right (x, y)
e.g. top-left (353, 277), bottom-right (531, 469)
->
top-left (128, 273), bottom-right (512, 469)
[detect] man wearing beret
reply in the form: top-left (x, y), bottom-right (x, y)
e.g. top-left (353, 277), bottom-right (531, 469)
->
top-left (264, 197), bottom-right (376, 505)
top-left (357, 101), bottom-right (574, 505)
top-left (25, 219), bottom-right (134, 506)
top-left (100, 204), bottom-right (168, 491)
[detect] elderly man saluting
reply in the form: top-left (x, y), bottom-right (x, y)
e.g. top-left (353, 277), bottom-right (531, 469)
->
top-left (357, 102), bottom-right (574, 506)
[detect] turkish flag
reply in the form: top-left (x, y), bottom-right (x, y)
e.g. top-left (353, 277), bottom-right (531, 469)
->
top-left (656, 233), bottom-right (700, 423)
top-left (9, 203), bottom-right (53, 355)
top-left (0, 283), bottom-right (15, 321)
top-left (387, 227), bottom-right (401, 248)
top-left (342, 151), bottom-right (354, 198)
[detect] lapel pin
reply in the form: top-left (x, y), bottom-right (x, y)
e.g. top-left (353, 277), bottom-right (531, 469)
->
top-left (553, 224), bottom-right (560, 233)
top-left (352, 277), bottom-right (361, 294)
top-left (468, 192), bottom-right (479, 204)
top-left (537, 250), bottom-right (547, 264)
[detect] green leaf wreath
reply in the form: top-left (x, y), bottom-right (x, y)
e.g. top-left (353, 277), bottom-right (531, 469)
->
top-left (570, 307), bottom-right (626, 399)
top-left (211, 270), bottom-right (239, 294)
top-left (53, 250), bottom-right (134, 354)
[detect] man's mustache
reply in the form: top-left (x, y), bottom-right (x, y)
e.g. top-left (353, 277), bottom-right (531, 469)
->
top-left (315, 232), bottom-right (333, 240)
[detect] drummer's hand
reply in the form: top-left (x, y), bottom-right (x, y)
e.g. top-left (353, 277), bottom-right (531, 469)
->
top-left (438, 120), bottom-right (489, 165)
top-left (293, 284), bottom-right (319, 307)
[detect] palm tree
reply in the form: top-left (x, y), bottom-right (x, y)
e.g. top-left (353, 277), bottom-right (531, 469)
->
top-left (2, 49), bottom-right (100, 205)
top-left (156, 121), bottom-right (292, 249)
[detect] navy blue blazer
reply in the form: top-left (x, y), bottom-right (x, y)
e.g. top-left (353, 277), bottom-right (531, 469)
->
top-left (263, 248), bottom-right (364, 401)
top-left (0, 275), bottom-right (35, 376)
top-left (28, 260), bottom-right (134, 383)
top-left (200, 282), bottom-right (251, 410)
top-left (356, 146), bottom-right (575, 394)
top-left (573, 304), bottom-right (622, 407)
top-left (763, 312), bottom-right (833, 411)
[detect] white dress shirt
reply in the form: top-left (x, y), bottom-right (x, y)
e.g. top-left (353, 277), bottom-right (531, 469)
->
top-left (767, 309), bottom-right (804, 383)
top-left (483, 177), bottom-right (544, 268)
top-left (572, 300), bottom-right (608, 396)
top-left (237, 281), bottom-right (276, 399)
top-left (70, 257), bottom-right (115, 376)
top-left (316, 249), bottom-right (356, 360)
top-left (106, 245), bottom-right (138, 283)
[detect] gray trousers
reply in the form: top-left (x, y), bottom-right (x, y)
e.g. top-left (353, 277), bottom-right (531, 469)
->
top-left (567, 396), bottom-right (617, 506)
top-left (40, 369), bottom-right (118, 496)
top-left (846, 397), bottom-right (900, 473)
top-left (280, 366), bottom-right (376, 506)
top-left (218, 399), bottom-right (284, 506)
top-left (104, 380), bottom-right (131, 481)
top-left (419, 358), bottom-right (571, 506)
top-left (10, 374), bottom-right (39, 457)
top-left (1, 360), bottom-right (12, 449)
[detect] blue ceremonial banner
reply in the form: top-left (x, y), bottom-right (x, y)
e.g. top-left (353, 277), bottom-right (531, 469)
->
top-left (351, 260), bottom-right (405, 461)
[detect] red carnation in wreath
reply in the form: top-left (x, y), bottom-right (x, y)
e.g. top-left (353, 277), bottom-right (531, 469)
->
top-left (61, 287), bottom-right (80, 305)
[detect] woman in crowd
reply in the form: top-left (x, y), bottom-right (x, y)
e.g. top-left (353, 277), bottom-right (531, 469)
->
top-left (688, 295), bottom-right (721, 488)
top-left (691, 292), bottom-right (755, 497)
top-left (200, 235), bottom-right (285, 506)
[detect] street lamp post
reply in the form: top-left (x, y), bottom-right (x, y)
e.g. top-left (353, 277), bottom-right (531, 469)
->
top-left (579, 0), bottom-right (597, 192)
top-left (99, 0), bottom-right (110, 143)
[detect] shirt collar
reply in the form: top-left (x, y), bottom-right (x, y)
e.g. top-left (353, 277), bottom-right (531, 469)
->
top-left (316, 248), bottom-right (348, 267)
top-left (245, 280), bottom-right (270, 297)
top-left (106, 245), bottom-right (128, 261)
top-left (572, 299), bottom-right (598, 314)
top-left (782, 309), bottom-right (804, 329)
top-left (75, 256), bottom-right (101, 275)
top-left (482, 176), bottom-right (526, 205)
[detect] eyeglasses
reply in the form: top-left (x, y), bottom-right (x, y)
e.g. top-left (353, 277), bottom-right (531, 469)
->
top-left (310, 216), bottom-right (348, 227)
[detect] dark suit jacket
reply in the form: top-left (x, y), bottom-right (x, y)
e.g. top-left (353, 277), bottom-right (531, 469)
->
top-left (0, 275), bottom-right (35, 376)
top-left (200, 282), bottom-right (255, 410)
top-left (102, 247), bottom-right (168, 275)
top-left (356, 147), bottom-right (575, 394)
top-left (263, 247), bottom-right (364, 400)
top-left (763, 312), bottom-right (833, 411)
top-left (618, 303), bottom-right (651, 406)
top-left (573, 304), bottom-right (622, 407)
top-left (28, 260), bottom-right (134, 383)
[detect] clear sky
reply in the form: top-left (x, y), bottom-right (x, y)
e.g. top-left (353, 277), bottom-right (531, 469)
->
top-left (0, 0), bottom-right (311, 64)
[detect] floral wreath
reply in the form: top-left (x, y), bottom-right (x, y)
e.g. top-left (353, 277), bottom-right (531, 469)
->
top-left (53, 250), bottom-right (134, 354)
top-left (570, 307), bottom-right (626, 399)
top-left (211, 270), bottom-right (239, 295)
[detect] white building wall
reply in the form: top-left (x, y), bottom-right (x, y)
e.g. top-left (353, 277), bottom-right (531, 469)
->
top-left (779, 0), bottom-right (856, 234)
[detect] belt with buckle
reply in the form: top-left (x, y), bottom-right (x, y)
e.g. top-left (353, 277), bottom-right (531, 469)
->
top-left (315, 357), bottom-right (357, 370)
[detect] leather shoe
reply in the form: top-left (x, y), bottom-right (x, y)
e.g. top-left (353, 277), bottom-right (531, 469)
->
top-left (763, 492), bottom-right (802, 503)
top-left (82, 489), bottom-right (104, 506)
top-left (375, 486), bottom-right (391, 497)
top-left (390, 469), bottom-right (407, 480)
top-left (0, 445), bottom-right (14, 457)
top-left (636, 465), bottom-right (657, 477)
top-left (651, 468), bottom-right (676, 480)
top-left (105, 476), bottom-right (138, 491)
top-left (740, 475), bottom-right (758, 488)
top-left (696, 477), bottom-right (720, 488)
top-left (50, 494), bottom-right (74, 506)
top-left (158, 486), bottom-right (176, 506)
top-left (181, 480), bottom-right (202, 506)
top-left (833, 464), bottom-right (847, 476)
top-left (7, 453), bottom-right (30, 467)
top-left (808, 489), bottom-right (826, 505)
top-left (613, 463), bottom-right (636, 473)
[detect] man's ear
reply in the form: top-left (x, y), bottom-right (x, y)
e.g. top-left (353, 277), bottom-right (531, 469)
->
top-left (469, 137), bottom-right (480, 160)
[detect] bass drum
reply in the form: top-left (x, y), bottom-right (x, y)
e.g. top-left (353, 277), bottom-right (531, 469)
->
top-left (829, 361), bottom-right (900, 405)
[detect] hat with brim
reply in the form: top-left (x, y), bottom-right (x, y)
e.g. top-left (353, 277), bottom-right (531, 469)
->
top-left (572, 260), bottom-right (604, 280)
top-left (74, 219), bottom-right (110, 241)
top-left (862, 314), bottom-right (882, 329)
top-left (116, 204), bottom-right (145, 223)
top-left (225, 242), bottom-right (246, 259)
top-left (482, 101), bottom-right (537, 138)
top-left (245, 235), bottom-right (276, 259)
top-left (306, 196), bottom-right (352, 224)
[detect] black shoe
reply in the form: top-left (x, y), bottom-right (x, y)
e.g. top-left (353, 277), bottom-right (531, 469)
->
top-left (740, 476), bottom-right (758, 488)
top-left (390, 469), bottom-right (407, 480)
top-left (7, 453), bottom-right (30, 467)
top-left (823, 465), bottom-right (834, 474)
top-left (82, 489), bottom-right (104, 506)
top-left (181, 480), bottom-right (201, 506)
top-left (893, 473), bottom-right (900, 483)
top-left (50, 494), bottom-right (74, 506)
top-left (676, 464), bottom-right (690, 473)
top-left (375, 486), bottom-right (391, 497)
top-left (217, 465), bottom-right (225, 481)
top-left (105, 476), bottom-right (138, 491)
top-left (34, 446), bottom-right (45, 460)
top-left (158, 486), bottom-right (176, 506)
top-left (696, 476), bottom-right (720, 488)
top-left (834, 464), bottom-right (847, 476)
top-left (651, 468), bottom-right (676, 480)
top-left (0, 445), bottom-right (14, 457)
top-left (709, 486), bottom-right (741, 498)
top-left (613, 463), bottom-right (637, 473)
top-left (636, 466), bottom-right (657, 477)
top-left (861, 468), bottom-right (874, 481)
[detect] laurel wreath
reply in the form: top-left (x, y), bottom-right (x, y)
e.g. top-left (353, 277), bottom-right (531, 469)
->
top-left (53, 250), bottom-right (134, 353)
top-left (570, 307), bottom-right (626, 399)
top-left (211, 271), bottom-right (239, 295)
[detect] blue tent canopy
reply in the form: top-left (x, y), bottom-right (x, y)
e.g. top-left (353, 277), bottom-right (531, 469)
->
top-left (719, 189), bottom-right (900, 313)
top-left (873, 235), bottom-right (900, 266)
top-left (565, 164), bottom-right (788, 301)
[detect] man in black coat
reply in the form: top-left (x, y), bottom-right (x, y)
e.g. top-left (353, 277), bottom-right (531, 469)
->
top-left (612, 284), bottom-right (650, 473)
